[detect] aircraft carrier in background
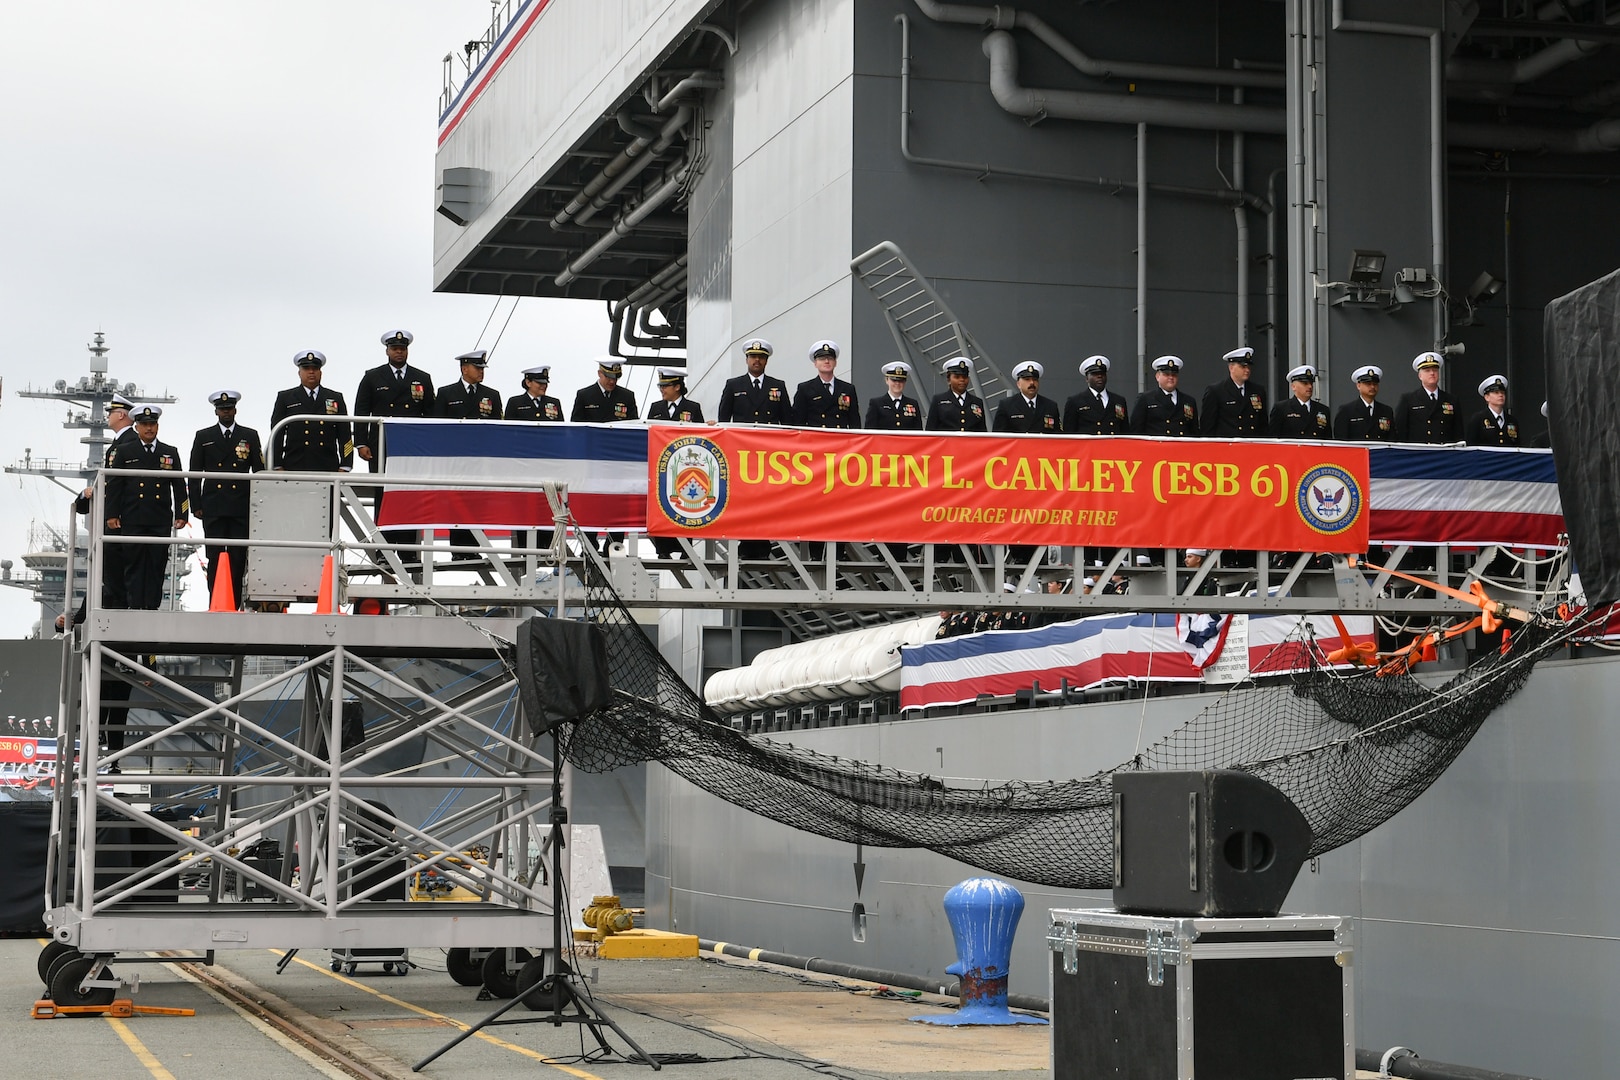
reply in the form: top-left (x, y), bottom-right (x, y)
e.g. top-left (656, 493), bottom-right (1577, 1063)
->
top-left (429, 2), bottom-right (1620, 1076)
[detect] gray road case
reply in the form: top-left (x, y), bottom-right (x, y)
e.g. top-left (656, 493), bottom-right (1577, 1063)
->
top-left (1047, 907), bottom-right (1353, 1080)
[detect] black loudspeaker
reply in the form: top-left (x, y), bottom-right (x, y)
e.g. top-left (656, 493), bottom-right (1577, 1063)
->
top-left (1111, 770), bottom-right (1313, 918)
top-left (515, 616), bottom-right (612, 736)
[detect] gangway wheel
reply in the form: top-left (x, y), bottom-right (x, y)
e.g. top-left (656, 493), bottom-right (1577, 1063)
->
top-left (49, 955), bottom-right (118, 1010)
top-left (481, 947), bottom-right (533, 998)
top-left (516, 951), bottom-right (561, 1011)
top-left (445, 947), bottom-right (486, 987)
top-left (37, 941), bottom-right (78, 985)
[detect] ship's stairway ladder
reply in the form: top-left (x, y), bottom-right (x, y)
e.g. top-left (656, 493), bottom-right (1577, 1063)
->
top-left (851, 241), bottom-right (1010, 403)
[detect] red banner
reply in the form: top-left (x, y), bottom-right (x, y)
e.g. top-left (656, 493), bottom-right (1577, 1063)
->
top-left (646, 428), bottom-right (1369, 550)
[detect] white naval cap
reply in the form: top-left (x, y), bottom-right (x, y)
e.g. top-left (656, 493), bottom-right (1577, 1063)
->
top-left (1412, 351), bottom-right (1444, 371)
top-left (1223, 347), bottom-right (1255, 364)
top-left (456, 349), bottom-right (490, 367)
top-left (942, 355), bottom-right (972, 374)
top-left (208, 389), bottom-right (242, 408)
top-left (1012, 360), bottom-right (1044, 379)
top-left (1287, 364), bottom-right (1317, 383)
top-left (522, 365), bottom-right (551, 381)
top-left (1478, 373), bottom-right (1508, 396)
top-left (131, 404), bottom-right (163, 422)
top-left (809, 338), bottom-right (840, 360)
top-left (294, 349), bottom-right (326, 368)
top-left (108, 393), bottom-right (134, 411)
top-left (742, 337), bottom-right (774, 356)
top-left (1352, 365), bottom-right (1382, 383)
top-left (1151, 355), bottom-right (1183, 373)
top-left (596, 356), bottom-right (623, 374)
top-left (1081, 354), bottom-right (1111, 373)
top-left (656, 366), bottom-right (687, 386)
top-left (882, 361), bottom-right (912, 381)
top-left (380, 329), bottom-right (413, 347)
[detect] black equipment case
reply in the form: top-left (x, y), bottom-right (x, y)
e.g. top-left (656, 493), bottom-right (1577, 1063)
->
top-left (1047, 907), bottom-right (1353, 1080)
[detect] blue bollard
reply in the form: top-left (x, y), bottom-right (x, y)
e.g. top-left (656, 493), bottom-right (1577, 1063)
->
top-left (911, 877), bottom-right (1047, 1026)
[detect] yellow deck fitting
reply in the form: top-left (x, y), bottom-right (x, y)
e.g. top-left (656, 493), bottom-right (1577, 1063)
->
top-left (596, 928), bottom-right (700, 959)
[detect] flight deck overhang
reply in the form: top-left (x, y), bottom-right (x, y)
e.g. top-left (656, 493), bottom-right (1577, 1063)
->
top-left (432, 0), bottom-right (722, 306)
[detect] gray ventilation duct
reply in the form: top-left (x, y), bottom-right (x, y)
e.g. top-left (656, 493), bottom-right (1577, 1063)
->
top-left (981, 32), bottom-right (1285, 135)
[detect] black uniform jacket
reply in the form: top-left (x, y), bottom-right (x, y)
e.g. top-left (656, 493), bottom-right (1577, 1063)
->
top-left (76, 428), bottom-right (138, 515)
top-left (717, 374), bottom-right (791, 424)
top-left (1062, 389), bottom-right (1129, 435)
top-left (1395, 389), bottom-right (1463, 443)
top-left (1200, 380), bottom-right (1268, 438)
top-left (504, 393), bottom-right (565, 422)
top-left (436, 381), bottom-right (504, 420)
top-left (792, 378), bottom-right (862, 428)
top-left (994, 394), bottom-right (1062, 433)
top-left (354, 363), bottom-right (436, 458)
top-left (926, 391), bottom-right (988, 432)
top-left (865, 394), bottom-right (924, 430)
top-left (1131, 389), bottom-right (1198, 437)
top-left (1332, 399), bottom-right (1397, 442)
top-left (1269, 397), bottom-right (1333, 439)
top-left (270, 385), bottom-right (352, 471)
top-left (107, 438), bottom-right (189, 527)
top-left (647, 398), bottom-right (706, 423)
top-left (571, 383), bottom-right (640, 423)
top-left (1464, 408), bottom-right (1521, 446)
top-left (188, 424), bottom-right (266, 519)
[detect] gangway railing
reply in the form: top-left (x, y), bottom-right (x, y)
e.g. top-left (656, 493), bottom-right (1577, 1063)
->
top-left (852, 240), bottom-right (1013, 402)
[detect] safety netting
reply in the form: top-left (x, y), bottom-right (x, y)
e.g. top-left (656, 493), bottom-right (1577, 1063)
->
top-left (534, 554), bottom-right (1590, 890)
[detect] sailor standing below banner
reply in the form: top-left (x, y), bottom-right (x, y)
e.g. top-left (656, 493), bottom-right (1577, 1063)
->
top-left (717, 339), bottom-right (789, 559)
top-left (106, 405), bottom-right (189, 610)
top-left (1395, 351), bottom-right (1462, 443)
top-left (1062, 355), bottom-right (1129, 436)
top-left (188, 391), bottom-right (265, 608)
top-left (1465, 374), bottom-right (1520, 446)
top-left (927, 355), bottom-right (988, 432)
top-left (865, 362), bottom-right (923, 430)
top-left (1269, 365), bottom-right (1333, 439)
top-left (354, 330), bottom-right (436, 464)
top-left (270, 350), bottom-right (353, 472)
top-left (69, 392), bottom-right (138, 616)
top-left (648, 368), bottom-right (705, 559)
top-left (994, 360), bottom-right (1062, 565)
top-left (571, 357), bottom-right (640, 423)
top-left (792, 339), bottom-right (862, 429)
top-left (1200, 347), bottom-right (1268, 438)
top-left (504, 365), bottom-right (564, 560)
top-left (1333, 365), bottom-right (1396, 442)
top-left (993, 360), bottom-right (1062, 433)
top-left (1131, 355), bottom-right (1199, 436)
top-left (355, 330), bottom-right (436, 567)
top-left (505, 365), bottom-right (565, 422)
top-left (646, 367), bottom-right (704, 422)
top-left (435, 350), bottom-right (503, 561)
top-left (717, 339), bottom-right (791, 425)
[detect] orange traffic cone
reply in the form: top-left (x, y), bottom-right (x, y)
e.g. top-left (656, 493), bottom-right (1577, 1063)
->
top-left (314, 554), bottom-right (338, 615)
top-left (209, 553), bottom-right (237, 612)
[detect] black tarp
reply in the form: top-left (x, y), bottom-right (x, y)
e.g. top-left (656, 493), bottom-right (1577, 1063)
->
top-left (515, 617), bottom-right (610, 736)
top-left (0, 803), bottom-right (52, 934)
top-left (1544, 267), bottom-right (1620, 606)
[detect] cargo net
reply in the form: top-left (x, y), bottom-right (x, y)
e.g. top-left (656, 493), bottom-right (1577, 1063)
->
top-left (558, 554), bottom-right (1592, 890)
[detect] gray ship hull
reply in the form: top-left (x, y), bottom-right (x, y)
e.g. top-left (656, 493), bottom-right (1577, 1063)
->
top-left (648, 650), bottom-right (1620, 1078)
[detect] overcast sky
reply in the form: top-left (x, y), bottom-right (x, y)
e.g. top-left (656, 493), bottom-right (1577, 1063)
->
top-left (0, 2), bottom-right (628, 637)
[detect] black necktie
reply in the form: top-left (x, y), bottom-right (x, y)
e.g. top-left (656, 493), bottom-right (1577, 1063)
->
top-left (754, 378), bottom-right (761, 390)
top-left (957, 396), bottom-right (965, 408)
top-left (222, 428), bottom-right (233, 439)
top-left (309, 389), bottom-right (317, 402)
top-left (532, 397), bottom-right (540, 409)
top-left (1430, 392), bottom-right (1437, 402)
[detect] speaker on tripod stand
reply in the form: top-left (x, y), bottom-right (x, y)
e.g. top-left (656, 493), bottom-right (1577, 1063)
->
top-left (415, 616), bottom-right (659, 1071)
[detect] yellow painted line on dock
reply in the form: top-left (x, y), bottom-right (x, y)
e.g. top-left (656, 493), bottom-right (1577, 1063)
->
top-left (106, 1016), bottom-right (178, 1080)
top-left (271, 950), bottom-right (609, 1080)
